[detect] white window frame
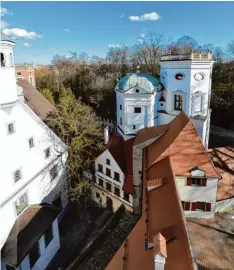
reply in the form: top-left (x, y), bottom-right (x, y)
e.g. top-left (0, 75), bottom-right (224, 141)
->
top-left (28, 137), bottom-right (35, 149)
top-left (44, 147), bottom-right (51, 159)
top-left (14, 191), bottom-right (28, 216)
top-left (13, 167), bottom-right (22, 183)
top-left (173, 90), bottom-right (186, 111)
top-left (6, 122), bottom-right (15, 135)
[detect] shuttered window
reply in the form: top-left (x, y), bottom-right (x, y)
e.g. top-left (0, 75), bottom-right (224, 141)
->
top-left (205, 203), bottom-right (211, 212)
top-left (191, 202), bottom-right (197, 211)
top-left (184, 202), bottom-right (190, 211)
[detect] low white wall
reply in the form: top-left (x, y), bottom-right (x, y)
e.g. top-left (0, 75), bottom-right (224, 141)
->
top-left (216, 197), bottom-right (234, 213)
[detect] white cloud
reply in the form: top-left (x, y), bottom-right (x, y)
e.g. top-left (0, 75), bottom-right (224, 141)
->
top-left (1, 7), bottom-right (13, 17)
top-left (120, 14), bottom-right (124, 18)
top-left (2, 28), bottom-right (42, 39)
top-left (23, 42), bottom-right (31, 48)
top-left (1, 20), bottom-right (9, 29)
top-left (65, 28), bottom-right (70, 32)
top-left (108, 44), bottom-right (123, 49)
top-left (129, 12), bottom-right (161, 22)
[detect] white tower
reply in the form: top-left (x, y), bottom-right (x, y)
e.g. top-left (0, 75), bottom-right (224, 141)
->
top-left (0, 33), bottom-right (18, 106)
top-left (158, 51), bottom-right (214, 148)
top-left (115, 70), bottom-right (161, 138)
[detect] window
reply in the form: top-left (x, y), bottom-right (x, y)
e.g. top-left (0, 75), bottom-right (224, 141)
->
top-left (29, 76), bottom-right (33, 85)
top-left (7, 123), bottom-right (15, 135)
top-left (98, 164), bottom-right (103, 173)
top-left (133, 125), bottom-right (136, 129)
top-left (191, 202), bottom-right (197, 211)
top-left (174, 95), bottom-right (183, 111)
top-left (29, 242), bottom-right (40, 268)
top-left (6, 265), bottom-right (15, 270)
top-left (15, 193), bottom-right (28, 215)
top-left (187, 177), bottom-right (207, 187)
top-left (175, 73), bottom-right (184, 80)
top-left (160, 103), bottom-right (163, 106)
top-left (192, 91), bottom-right (204, 114)
top-left (120, 104), bottom-right (122, 110)
top-left (136, 89), bottom-right (139, 93)
top-left (29, 137), bottom-right (34, 148)
top-left (124, 192), bottom-right (129, 202)
top-left (45, 147), bottom-right (51, 159)
top-left (14, 169), bottom-right (22, 182)
top-left (98, 178), bottom-right (103, 187)
top-left (114, 187), bottom-right (120, 197)
top-left (106, 168), bottom-right (111, 177)
top-left (106, 159), bottom-right (110, 165)
top-left (194, 95), bottom-right (202, 112)
top-left (44, 225), bottom-right (53, 248)
top-left (9, 53), bottom-right (13, 67)
top-left (114, 172), bottom-right (120, 182)
top-left (120, 117), bottom-right (122, 125)
top-left (17, 72), bottom-right (22, 76)
top-left (197, 202), bottom-right (206, 211)
top-left (106, 182), bottom-right (112, 192)
top-left (50, 165), bottom-right (58, 181)
top-left (181, 201), bottom-right (190, 211)
top-left (134, 107), bottom-right (141, 113)
top-left (96, 192), bottom-right (100, 198)
top-left (1, 52), bottom-right (5, 67)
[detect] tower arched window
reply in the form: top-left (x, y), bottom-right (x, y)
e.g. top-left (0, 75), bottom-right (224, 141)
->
top-left (9, 53), bottom-right (13, 67)
top-left (1, 52), bottom-right (6, 67)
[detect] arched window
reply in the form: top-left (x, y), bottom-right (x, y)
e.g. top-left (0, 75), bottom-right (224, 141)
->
top-left (1, 52), bottom-right (5, 67)
top-left (9, 53), bottom-right (13, 67)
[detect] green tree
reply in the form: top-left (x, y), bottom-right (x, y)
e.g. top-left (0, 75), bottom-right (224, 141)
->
top-left (41, 88), bottom-right (55, 105)
top-left (45, 87), bottom-right (105, 201)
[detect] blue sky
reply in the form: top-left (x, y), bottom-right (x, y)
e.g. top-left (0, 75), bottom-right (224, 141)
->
top-left (1, 1), bottom-right (234, 64)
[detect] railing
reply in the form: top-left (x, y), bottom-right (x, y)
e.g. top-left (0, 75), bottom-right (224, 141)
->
top-left (161, 52), bottom-right (213, 61)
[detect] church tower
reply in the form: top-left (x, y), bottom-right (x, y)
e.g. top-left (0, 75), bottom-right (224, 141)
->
top-left (0, 33), bottom-right (18, 106)
top-left (115, 70), bottom-right (161, 139)
top-left (158, 51), bottom-right (214, 148)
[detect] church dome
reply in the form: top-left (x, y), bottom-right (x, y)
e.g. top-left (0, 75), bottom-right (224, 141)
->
top-left (1, 32), bottom-right (14, 43)
top-left (116, 72), bottom-right (160, 93)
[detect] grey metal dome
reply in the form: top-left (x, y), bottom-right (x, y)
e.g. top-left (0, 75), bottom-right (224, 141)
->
top-left (1, 32), bottom-right (14, 43)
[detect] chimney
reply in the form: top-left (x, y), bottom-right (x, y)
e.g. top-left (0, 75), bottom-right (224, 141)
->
top-left (153, 233), bottom-right (167, 270)
top-left (104, 126), bottom-right (109, 145)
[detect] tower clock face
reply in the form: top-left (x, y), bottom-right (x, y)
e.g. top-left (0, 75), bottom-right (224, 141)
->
top-left (162, 71), bottom-right (167, 80)
top-left (194, 72), bottom-right (205, 81)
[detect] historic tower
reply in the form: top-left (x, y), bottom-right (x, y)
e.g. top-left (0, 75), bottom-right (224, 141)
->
top-left (0, 33), bottom-right (18, 106)
top-left (158, 51), bottom-right (214, 148)
top-left (115, 70), bottom-right (161, 139)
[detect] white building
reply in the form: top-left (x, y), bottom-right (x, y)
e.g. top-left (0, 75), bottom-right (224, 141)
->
top-left (91, 51), bottom-right (222, 218)
top-left (0, 33), bottom-right (68, 270)
top-left (92, 133), bottom-right (134, 212)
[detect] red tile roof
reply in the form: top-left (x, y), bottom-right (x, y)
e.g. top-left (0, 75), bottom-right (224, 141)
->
top-left (107, 134), bottom-right (134, 194)
top-left (146, 178), bottom-right (164, 188)
top-left (187, 210), bottom-right (234, 270)
top-left (153, 233), bottom-right (167, 258)
top-left (106, 157), bottom-right (195, 270)
top-left (208, 147), bottom-right (234, 200)
top-left (17, 79), bottom-right (55, 120)
top-left (146, 112), bottom-right (219, 178)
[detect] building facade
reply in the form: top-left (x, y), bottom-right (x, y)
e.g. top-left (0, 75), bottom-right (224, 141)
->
top-left (15, 65), bottom-right (36, 87)
top-left (0, 33), bottom-right (68, 269)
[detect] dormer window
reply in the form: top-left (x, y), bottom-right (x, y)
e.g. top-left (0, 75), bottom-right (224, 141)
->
top-left (136, 89), bottom-right (139, 93)
top-left (187, 177), bottom-right (207, 186)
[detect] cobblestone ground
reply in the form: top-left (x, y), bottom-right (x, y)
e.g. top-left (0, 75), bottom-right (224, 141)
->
top-left (46, 202), bottom-right (104, 270)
